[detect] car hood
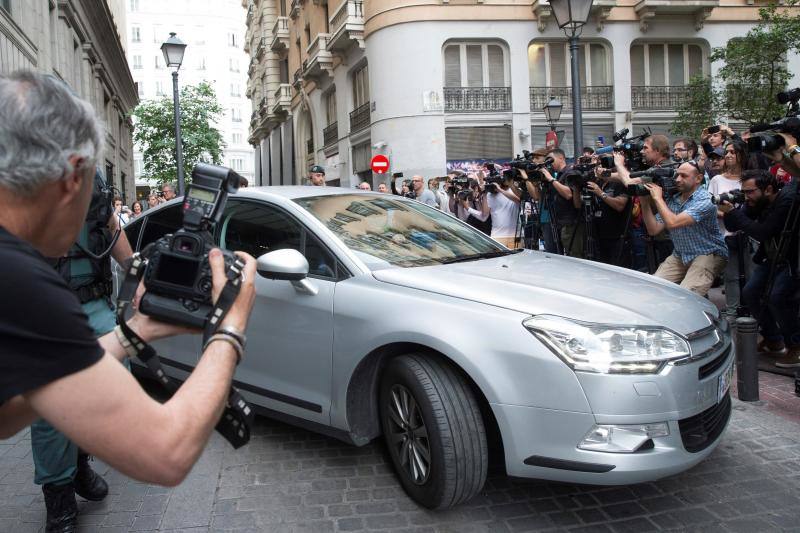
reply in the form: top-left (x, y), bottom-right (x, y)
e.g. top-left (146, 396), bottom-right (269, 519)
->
top-left (371, 251), bottom-right (719, 336)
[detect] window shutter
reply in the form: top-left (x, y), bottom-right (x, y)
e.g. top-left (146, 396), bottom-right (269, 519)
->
top-left (466, 45), bottom-right (483, 87)
top-left (668, 44), bottom-right (684, 85)
top-left (352, 142), bottom-right (371, 173)
top-left (528, 44), bottom-right (547, 87)
top-left (444, 46), bottom-right (461, 87)
top-left (445, 126), bottom-right (512, 161)
top-left (630, 45), bottom-right (645, 86)
top-left (549, 44), bottom-right (566, 86)
top-left (487, 45), bottom-right (504, 87)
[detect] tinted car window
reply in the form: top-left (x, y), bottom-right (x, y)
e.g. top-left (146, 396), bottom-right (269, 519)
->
top-left (221, 201), bottom-right (337, 279)
top-left (124, 218), bottom-right (144, 251)
top-left (139, 204), bottom-right (183, 250)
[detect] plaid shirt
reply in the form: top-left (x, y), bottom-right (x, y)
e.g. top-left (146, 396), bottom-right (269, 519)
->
top-left (656, 188), bottom-right (728, 263)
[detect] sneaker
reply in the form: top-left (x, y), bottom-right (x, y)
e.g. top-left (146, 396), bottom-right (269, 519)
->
top-left (74, 453), bottom-right (108, 502)
top-left (757, 338), bottom-right (786, 353)
top-left (42, 482), bottom-right (77, 533)
top-left (775, 348), bottom-right (800, 368)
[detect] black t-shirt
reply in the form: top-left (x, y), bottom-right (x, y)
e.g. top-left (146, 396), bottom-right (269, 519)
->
top-left (593, 181), bottom-right (631, 240)
top-left (553, 170), bottom-right (579, 226)
top-left (0, 227), bottom-right (103, 405)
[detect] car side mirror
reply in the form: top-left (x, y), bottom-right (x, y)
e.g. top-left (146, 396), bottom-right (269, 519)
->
top-left (256, 249), bottom-right (309, 281)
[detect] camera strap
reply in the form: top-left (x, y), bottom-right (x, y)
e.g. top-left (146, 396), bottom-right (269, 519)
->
top-left (115, 254), bottom-right (255, 449)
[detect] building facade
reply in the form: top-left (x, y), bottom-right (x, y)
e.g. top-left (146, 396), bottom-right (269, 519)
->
top-left (1, 0), bottom-right (138, 202)
top-left (245, 0), bottom-right (800, 188)
top-left (126, 0), bottom-right (254, 189)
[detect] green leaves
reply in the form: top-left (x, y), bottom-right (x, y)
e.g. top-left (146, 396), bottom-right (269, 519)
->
top-left (131, 81), bottom-right (226, 186)
top-left (672, 0), bottom-right (799, 136)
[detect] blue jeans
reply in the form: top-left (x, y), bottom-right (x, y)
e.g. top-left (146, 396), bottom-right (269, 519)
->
top-left (741, 263), bottom-right (800, 347)
top-left (630, 226), bottom-right (647, 272)
top-left (31, 298), bottom-right (117, 486)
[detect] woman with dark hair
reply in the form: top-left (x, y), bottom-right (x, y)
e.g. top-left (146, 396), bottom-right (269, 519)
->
top-left (130, 201), bottom-right (143, 219)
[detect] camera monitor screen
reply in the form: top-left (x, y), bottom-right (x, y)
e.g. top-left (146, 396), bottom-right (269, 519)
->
top-left (188, 187), bottom-right (216, 203)
top-left (154, 253), bottom-right (200, 288)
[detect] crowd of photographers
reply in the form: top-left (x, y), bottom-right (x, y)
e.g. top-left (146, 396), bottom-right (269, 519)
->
top-left (383, 91), bottom-right (800, 370)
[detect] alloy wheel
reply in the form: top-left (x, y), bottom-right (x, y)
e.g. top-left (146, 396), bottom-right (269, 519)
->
top-left (386, 384), bottom-right (431, 485)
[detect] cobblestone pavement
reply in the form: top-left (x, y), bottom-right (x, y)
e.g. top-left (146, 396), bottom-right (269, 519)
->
top-left (2, 372), bottom-right (799, 533)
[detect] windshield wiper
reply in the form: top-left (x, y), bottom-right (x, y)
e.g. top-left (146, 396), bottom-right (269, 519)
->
top-left (441, 248), bottom-right (523, 264)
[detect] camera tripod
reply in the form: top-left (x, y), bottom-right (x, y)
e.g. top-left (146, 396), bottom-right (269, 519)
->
top-left (513, 180), bottom-right (562, 252)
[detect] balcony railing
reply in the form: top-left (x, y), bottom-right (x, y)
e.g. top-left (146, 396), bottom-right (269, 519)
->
top-left (631, 85), bottom-right (692, 110)
top-left (529, 86), bottom-right (614, 111)
top-left (329, 0), bottom-right (365, 51)
top-left (290, 0), bottom-right (300, 18)
top-left (323, 122), bottom-right (338, 147)
top-left (271, 16), bottom-right (290, 52)
top-left (443, 87), bottom-right (511, 113)
top-left (292, 68), bottom-right (303, 88)
top-left (306, 138), bottom-right (314, 155)
top-left (272, 83), bottom-right (292, 114)
top-left (349, 102), bottom-right (370, 133)
top-left (256, 37), bottom-right (266, 59)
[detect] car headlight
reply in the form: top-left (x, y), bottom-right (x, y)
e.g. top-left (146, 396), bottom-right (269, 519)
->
top-left (523, 315), bottom-right (690, 374)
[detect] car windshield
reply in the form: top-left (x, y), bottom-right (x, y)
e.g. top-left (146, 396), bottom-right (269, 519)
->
top-left (294, 194), bottom-right (506, 269)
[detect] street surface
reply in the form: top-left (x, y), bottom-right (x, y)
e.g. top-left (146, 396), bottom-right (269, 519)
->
top-left (1, 371), bottom-right (799, 533)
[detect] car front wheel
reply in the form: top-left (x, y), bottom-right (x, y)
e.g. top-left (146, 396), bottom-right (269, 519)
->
top-left (379, 354), bottom-right (488, 509)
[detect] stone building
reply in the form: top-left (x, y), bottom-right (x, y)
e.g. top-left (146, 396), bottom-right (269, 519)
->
top-left (1, 0), bottom-right (138, 202)
top-left (243, 0), bottom-right (800, 188)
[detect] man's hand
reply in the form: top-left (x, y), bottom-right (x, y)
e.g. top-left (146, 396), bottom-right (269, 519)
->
top-left (518, 169), bottom-right (529, 181)
top-left (586, 181), bottom-right (603, 196)
top-left (645, 183), bottom-right (663, 200)
top-left (613, 151), bottom-right (626, 169)
top-left (717, 201), bottom-right (735, 214)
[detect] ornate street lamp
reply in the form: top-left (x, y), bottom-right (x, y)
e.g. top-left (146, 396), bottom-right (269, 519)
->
top-left (161, 32), bottom-right (187, 196)
top-left (548, 0), bottom-right (594, 158)
top-left (543, 97), bottom-right (563, 131)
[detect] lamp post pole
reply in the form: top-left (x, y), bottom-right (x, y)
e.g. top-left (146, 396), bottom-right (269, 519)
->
top-left (171, 70), bottom-right (185, 197)
top-left (568, 35), bottom-right (583, 159)
top-left (161, 32), bottom-right (187, 197)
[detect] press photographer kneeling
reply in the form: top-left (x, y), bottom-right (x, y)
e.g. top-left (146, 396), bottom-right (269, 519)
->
top-left (629, 159), bottom-right (728, 296)
top-left (0, 71), bottom-right (257, 486)
top-left (720, 169), bottom-right (800, 368)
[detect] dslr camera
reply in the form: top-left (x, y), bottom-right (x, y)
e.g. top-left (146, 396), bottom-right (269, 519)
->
top-left (627, 166), bottom-right (679, 197)
top-left (139, 163), bottom-right (242, 328)
top-left (711, 189), bottom-right (746, 206)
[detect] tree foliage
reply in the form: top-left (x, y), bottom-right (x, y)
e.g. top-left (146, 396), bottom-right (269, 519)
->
top-left (672, 0), bottom-right (800, 138)
top-left (131, 81), bottom-right (226, 186)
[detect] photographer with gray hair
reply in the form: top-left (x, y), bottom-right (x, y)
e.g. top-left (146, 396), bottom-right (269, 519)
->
top-left (0, 69), bottom-right (258, 524)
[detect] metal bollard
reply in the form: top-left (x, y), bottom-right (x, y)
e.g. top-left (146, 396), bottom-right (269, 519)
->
top-left (735, 317), bottom-right (759, 401)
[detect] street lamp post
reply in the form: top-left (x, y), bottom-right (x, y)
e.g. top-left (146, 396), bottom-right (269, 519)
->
top-left (543, 97), bottom-right (563, 131)
top-left (161, 32), bottom-right (187, 197)
top-left (548, 0), bottom-right (594, 159)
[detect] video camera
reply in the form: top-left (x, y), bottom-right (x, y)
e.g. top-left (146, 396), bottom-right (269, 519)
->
top-left (447, 173), bottom-right (471, 195)
top-left (508, 151), bottom-right (555, 182)
top-left (596, 127), bottom-right (651, 171)
top-left (139, 163), bottom-right (242, 328)
top-left (747, 88), bottom-right (800, 153)
top-left (626, 165), bottom-right (679, 197)
top-left (711, 189), bottom-right (746, 206)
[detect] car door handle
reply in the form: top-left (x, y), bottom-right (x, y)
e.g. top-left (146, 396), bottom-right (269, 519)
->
top-left (291, 279), bottom-right (319, 296)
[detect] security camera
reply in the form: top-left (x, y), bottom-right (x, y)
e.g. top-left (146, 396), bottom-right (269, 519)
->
top-left (372, 141), bottom-right (387, 149)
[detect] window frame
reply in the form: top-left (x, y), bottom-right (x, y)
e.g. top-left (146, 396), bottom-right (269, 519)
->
top-left (630, 42), bottom-right (708, 87)
top-left (352, 64), bottom-right (369, 108)
top-left (443, 41), bottom-right (510, 88)
top-left (527, 40), bottom-right (612, 87)
top-left (219, 199), bottom-right (349, 282)
top-left (131, 26), bottom-right (141, 43)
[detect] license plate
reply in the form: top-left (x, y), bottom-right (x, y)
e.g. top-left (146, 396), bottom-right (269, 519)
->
top-left (717, 362), bottom-right (734, 403)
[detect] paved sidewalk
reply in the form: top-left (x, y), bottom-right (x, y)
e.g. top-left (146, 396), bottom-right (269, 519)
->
top-left (2, 371), bottom-right (799, 533)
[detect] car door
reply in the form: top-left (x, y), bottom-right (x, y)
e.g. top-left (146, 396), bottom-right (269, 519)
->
top-left (218, 198), bottom-right (337, 425)
top-left (128, 204), bottom-right (202, 376)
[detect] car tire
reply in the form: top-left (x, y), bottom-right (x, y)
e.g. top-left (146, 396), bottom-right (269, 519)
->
top-left (379, 354), bottom-right (488, 509)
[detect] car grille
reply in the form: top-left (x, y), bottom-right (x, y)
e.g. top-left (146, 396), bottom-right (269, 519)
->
top-left (678, 393), bottom-right (732, 453)
top-left (698, 345), bottom-right (731, 380)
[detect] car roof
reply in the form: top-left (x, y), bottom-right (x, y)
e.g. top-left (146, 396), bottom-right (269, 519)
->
top-left (234, 185), bottom-right (382, 202)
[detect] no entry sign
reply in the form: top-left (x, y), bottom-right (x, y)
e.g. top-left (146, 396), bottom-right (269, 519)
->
top-left (371, 154), bottom-right (390, 174)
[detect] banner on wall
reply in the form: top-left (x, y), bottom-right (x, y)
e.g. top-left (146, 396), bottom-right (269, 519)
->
top-left (445, 158), bottom-right (512, 174)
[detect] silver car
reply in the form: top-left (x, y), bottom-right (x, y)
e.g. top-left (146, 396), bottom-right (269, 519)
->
top-left (125, 187), bottom-right (734, 509)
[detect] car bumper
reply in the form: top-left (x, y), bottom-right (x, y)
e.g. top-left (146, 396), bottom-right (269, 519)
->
top-left (491, 350), bottom-right (734, 485)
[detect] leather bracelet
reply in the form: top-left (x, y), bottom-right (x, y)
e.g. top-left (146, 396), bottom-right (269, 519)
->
top-left (114, 325), bottom-right (138, 358)
top-left (204, 334), bottom-right (243, 365)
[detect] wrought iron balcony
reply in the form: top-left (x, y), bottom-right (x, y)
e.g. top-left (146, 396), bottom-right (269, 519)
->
top-left (247, 58), bottom-right (257, 78)
top-left (259, 96), bottom-right (268, 116)
top-left (290, 0), bottom-right (300, 18)
top-left (443, 87), bottom-right (511, 113)
top-left (272, 83), bottom-right (292, 115)
top-left (271, 16), bottom-right (290, 52)
top-left (349, 102), bottom-right (370, 133)
top-left (328, 0), bottom-right (364, 52)
top-left (292, 68), bottom-right (303, 88)
top-left (529, 86), bottom-right (614, 112)
top-left (307, 138), bottom-right (315, 155)
top-left (631, 85), bottom-right (692, 111)
top-left (323, 122), bottom-right (338, 147)
top-left (256, 37), bottom-right (266, 59)
top-left (246, 4), bottom-right (254, 24)
top-left (303, 33), bottom-right (333, 79)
